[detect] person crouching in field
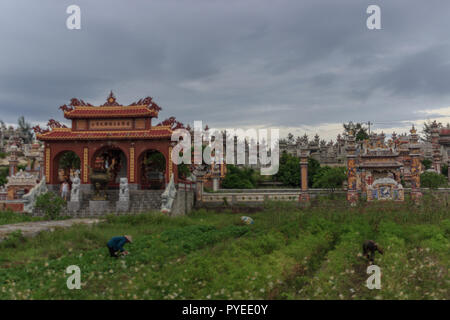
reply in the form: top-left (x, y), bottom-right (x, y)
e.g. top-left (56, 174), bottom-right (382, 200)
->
top-left (107, 235), bottom-right (132, 258)
top-left (363, 240), bottom-right (383, 263)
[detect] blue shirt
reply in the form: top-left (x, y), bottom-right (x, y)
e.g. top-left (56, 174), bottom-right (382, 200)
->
top-left (107, 236), bottom-right (128, 252)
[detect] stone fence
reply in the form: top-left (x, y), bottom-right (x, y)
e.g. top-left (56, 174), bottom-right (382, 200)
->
top-left (199, 187), bottom-right (450, 207)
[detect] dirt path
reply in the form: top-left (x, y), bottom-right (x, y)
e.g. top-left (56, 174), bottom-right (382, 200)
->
top-left (0, 219), bottom-right (103, 240)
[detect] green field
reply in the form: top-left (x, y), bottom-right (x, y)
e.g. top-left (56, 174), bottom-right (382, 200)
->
top-left (0, 198), bottom-right (449, 300)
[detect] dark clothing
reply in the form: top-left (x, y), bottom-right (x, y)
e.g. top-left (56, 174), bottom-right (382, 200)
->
top-left (107, 245), bottom-right (118, 258)
top-left (107, 236), bottom-right (128, 254)
top-left (363, 240), bottom-right (383, 262)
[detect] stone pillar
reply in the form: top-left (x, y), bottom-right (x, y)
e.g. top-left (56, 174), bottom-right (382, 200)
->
top-left (360, 169), bottom-right (367, 199)
top-left (448, 159), bottom-right (450, 183)
top-left (168, 144), bottom-right (174, 186)
top-left (299, 146), bottom-right (310, 202)
top-left (37, 156), bottom-right (44, 181)
top-left (409, 126), bottom-right (422, 201)
top-left (346, 129), bottom-right (358, 205)
top-left (8, 145), bottom-right (18, 176)
top-left (196, 178), bottom-right (204, 202)
top-left (212, 177), bottom-right (219, 192)
top-left (431, 121), bottom-right (441, 173)
top-left (395, 169), bottom-right (401, 184)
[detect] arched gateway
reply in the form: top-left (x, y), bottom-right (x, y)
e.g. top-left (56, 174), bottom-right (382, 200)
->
top-left (35, 92), bottom-right (177, 191)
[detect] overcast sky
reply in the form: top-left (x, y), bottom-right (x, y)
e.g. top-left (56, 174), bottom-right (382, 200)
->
top-left (1, 0), bottom-right (450, 140)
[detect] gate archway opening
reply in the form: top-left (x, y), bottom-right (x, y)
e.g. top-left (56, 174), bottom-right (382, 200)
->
top-left (53, 151), bottom-right (81, 184)
top-left (139, 149), bottom-right (166, 189)
top-left (91, 147), bottom-right (127, 188)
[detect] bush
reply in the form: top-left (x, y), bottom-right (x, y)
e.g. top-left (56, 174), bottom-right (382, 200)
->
top-left (420, 171), bottom-right (447, 189)
top-left (0, 166), bottom-right (8, 186)
top-left (274, 152), bottom-right (300, 187)
top-left (421, 159), bottom-right (432, 170)
top-left (222, 165), bottom-right (257, 189)
top-left (0, 230), bottom-right (26, 248)
top-left (312, 166), bottom-right (347, 190)
top-left (441, 163), bottom-right (448, 176)
top-left (177, 163), bottom-right (191, 179)
top-left (0, 210), bottom-right (42, 225)
top-left (35, 192), bottom-right (66, 220)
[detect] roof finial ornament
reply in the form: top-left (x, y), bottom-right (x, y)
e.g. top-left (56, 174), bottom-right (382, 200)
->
top-left (102, 91), bottom-right (120, 106)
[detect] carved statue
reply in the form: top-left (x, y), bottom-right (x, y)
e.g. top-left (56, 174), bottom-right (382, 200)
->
top-left (119, 177), bottom-right (129, 202)
top-left (161, 174), bottom-right (177, 214)
top-left (22, 177), bottom-right (48, 213)
top-left (70, 170), bottom-right (81, 202)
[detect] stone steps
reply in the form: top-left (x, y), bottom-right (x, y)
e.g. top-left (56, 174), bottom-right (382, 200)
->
top-left (46, 189), bottom-right (165, 217)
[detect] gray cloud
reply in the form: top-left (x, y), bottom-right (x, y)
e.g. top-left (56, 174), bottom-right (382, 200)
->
top-left (0, 0), bottom-right (450, 135)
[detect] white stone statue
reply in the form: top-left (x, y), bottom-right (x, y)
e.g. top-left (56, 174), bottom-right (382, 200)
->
top-left (119, 177), bottom-right (129, 202)
top-left (161, 174), bottom-right (177, 213)
top-left (70, 170), bottom-right (81, 202)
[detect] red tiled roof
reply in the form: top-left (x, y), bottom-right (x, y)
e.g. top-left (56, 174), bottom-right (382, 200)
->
top-left (439, 128), bottom-right (450, 135)
top-left (64, 105), bottom-right (158, 119)
top-left (36, 127), bottom-right (172, 141)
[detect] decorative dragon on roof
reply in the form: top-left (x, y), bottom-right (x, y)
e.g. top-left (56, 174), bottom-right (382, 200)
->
top-left (156, 116), bottom-right (184, 130)
top-left (32, 119), bottom-right (67, 135)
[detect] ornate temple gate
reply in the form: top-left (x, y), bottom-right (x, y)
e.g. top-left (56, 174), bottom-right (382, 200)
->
top-left (36, 92), bottom-right (178, 191)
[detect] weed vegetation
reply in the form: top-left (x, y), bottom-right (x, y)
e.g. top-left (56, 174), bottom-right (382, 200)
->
top-left (0, 197), bottom-right (448, 300)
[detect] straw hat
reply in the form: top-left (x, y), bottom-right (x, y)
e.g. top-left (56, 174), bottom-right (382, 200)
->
top-left (124, 235), bottom-right (133, 243)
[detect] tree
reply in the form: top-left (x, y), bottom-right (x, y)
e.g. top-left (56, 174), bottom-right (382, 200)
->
top-left (420, 171), bottom-right (447, 189)
top-left (145, 151), bottom-right (166, 172)
top-left (442, 163), bottom-right (449, 177)
top-left (0, 166), bottom-right (8, 186)
top-left (35, 192), bottom-right (65, 220)
top-left (177, 163), bottom-right (191, 179)
top-left (17, 116), bottom-right (33, 144)
top-left (312, 166), bottom-right (347, 191)
top-left (421, 159), bottom-right (432, 170)
top-left (421, 120), bottom-right (450, 142)
top-left (287, 133), bottom-right (295, 144)
top-left (307, 157), bottom-right (321, 188)
top-left (59, 152), bottom-right (81, 170)
top-left (274, 153), bottom-right (324, 187)
top-left (343, 122), bottom-right (369, 141)
top-left (274, 152), bottom-right (300, 187)
top-left (421, 120), bottom-right (440, 142)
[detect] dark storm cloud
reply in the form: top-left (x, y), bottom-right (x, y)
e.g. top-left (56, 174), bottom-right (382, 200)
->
top-left (0, 0), bottom-right (450, 134)
top-left (370, 46), bottom-right (450, 97)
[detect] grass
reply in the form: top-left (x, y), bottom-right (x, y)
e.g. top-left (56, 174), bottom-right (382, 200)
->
top-left (0, 210), bottom-right (44, 226)
top-left (0, 197), bottom-right (449, 300)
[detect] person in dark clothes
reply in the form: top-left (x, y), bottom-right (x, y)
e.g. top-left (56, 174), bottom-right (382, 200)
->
top-left (363, 240), bottom-right (383, 263)
top-left (107, 235), bottom-right (132, 258)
